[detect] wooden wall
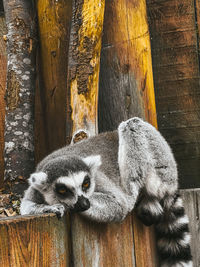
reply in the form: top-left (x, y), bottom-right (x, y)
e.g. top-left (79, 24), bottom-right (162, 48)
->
top-left (147, 0), bottom-right (200, 188)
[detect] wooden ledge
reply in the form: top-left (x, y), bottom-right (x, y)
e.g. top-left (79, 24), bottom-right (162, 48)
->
top-left (0, 213), bottom-right (71, 266)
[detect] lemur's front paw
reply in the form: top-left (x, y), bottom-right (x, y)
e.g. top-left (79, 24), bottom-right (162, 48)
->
top-left (43, 204), bottom-right (66, 218)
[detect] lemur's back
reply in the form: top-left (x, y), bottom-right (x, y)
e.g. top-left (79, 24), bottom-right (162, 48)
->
top-left (37, 130), bottom-right (121, 184)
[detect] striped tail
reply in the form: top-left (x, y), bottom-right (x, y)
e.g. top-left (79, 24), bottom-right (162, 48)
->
top-left (156, 193), bottom-right (193, 267)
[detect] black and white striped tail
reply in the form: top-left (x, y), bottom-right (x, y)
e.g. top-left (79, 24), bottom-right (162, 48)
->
top-left (156, 193), bottom-right (193, 267)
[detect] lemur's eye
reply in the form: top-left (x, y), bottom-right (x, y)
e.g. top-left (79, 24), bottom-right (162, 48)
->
top-left (55, 183), bottom-right (73, 198)
top-left (82, 175), bottom-right (90, 191)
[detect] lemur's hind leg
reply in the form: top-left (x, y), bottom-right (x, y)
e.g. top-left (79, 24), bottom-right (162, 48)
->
top-left (118, 117), bottom-right (152, 210)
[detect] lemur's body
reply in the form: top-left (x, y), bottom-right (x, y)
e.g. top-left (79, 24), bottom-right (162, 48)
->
top-left (21, 118), bottom-right (192, 267)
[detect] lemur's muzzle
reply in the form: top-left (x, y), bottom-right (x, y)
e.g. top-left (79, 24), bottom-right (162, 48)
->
top-left (72, 195), bottom-right (90, 212)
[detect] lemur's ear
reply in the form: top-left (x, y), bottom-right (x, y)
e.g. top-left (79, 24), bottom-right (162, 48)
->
top-left (83, 155), bottom-right (102, 171)
top-left (28, 172), bottom-right (47, 186)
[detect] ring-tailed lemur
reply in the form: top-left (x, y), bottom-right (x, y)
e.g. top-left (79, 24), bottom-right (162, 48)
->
top-left (20, 117), bottom-right (192, 267)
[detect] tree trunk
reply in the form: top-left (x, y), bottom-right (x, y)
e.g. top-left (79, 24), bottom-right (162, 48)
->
top-left (3, 0), bottom-right (36, 195)
top-left (0, 5), bottom-right (6, 187)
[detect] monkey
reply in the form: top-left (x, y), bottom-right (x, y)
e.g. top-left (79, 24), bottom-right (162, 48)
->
top-left (20, 117), bottom-right (192, 267)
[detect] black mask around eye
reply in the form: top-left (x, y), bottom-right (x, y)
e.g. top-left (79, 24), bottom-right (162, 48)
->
top-left (71, 195), bottom-right (90, 212)
top-left (55, 183), bottom-right (74, 199)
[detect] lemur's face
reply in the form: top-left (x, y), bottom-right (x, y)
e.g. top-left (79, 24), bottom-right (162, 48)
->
top-left (29, 155), bottom-right (101, 212)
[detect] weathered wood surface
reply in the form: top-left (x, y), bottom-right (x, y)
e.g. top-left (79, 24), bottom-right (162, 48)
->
top-left (0, 13), bottom-right (6, 187)
top-left (98, 0), bottom-right (157, 132)
top-left (35, 0), bottom-right (72, 162)
top-left (67, 0), bottom-right (105, 140)
top-left (71, 215), bottom-right (135, 267)
top-left (98, 1), bottom-right (158, 266)
top-left (0, 214), bottom-right (71, 266)
top-left (147, 0), bottom-right (200, 188)
top-left (180, 189), bottom-right (200, 267)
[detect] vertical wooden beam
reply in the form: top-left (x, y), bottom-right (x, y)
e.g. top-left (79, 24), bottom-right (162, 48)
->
top-left (0, 214), bottom-right (70, 266)
top-left (98, 0), bottom-right (158, 266)
top-left (67, 0), bottom-right (105, 139)
top-left (35, 0), bottom-right (72, 162)
top-left (0, 11), bottom-right (6, 187)
top-left (147, 0), bottom-right (200, 188)
top-left (99, 0), bottom-right (157, 132)
top-left (180, 189), bottom-right (200, 267)
top-left (67, 1), bottom-right (136, 266)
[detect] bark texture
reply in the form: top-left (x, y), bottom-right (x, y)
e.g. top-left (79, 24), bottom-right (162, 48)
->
top-left (66, 0), bottom-right (105, 140)
top-left (0, 7), bottom-right (6, 187)
top-left (3, 0), bottom-right (36, 194)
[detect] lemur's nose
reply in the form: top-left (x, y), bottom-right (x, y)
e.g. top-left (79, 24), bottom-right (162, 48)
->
top-left (72, 195), bottom-right (90, 212)
top-left (78, 195), bottom-right (90, 211)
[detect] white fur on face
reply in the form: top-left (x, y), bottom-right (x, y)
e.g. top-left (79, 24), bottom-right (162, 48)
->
top-left (29, 172), bottom-right (47, 187)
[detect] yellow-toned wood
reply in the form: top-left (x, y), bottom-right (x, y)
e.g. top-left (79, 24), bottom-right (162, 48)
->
top-left (35, 0), bottom-right (72, 161)
top-left (122, 0), bottom-right (157, 127)
top-left (99, 0), bottom-right (157, 132)
top-left (68, 0), bottom-right (105, 137)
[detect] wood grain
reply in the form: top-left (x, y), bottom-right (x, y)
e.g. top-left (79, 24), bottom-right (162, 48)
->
top-left (35, 0), bottom-right (72, 162)
top-left (71, 214), bottom-right (135, 267)
top-left (0, 14), bottom-right (6, 187)
top-left (147, 0), bottom-right (200, 188)
top-left (0, 214), bottom-right (71, 267)
top-left (98, 0), bottom-right (157, 132)
top-left (180, 189), bottom-right (200, 267)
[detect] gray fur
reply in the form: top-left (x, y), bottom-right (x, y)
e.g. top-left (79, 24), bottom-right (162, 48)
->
top-left (20, 117), bottom-right (192, 266)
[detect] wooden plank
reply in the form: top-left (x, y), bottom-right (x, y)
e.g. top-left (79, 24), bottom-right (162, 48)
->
top-left (147, 0), bottom-right (200, 188)
top-left (180, 189), bottom-right (200, 267)
top-left (98, 0), bottom-right (158, 266)
top-left (71, 214), bottom-right (135, 267)
top-left (132, 214), bottom-right (158, 267)
top-left (178, 159), bottom-right (200, 189)
top-left (0, 214), bottom-right (70, 266)
top-left (35, 0), bottom-right (72, 162)
top-left (0, 14), bottom-right (6, 187)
